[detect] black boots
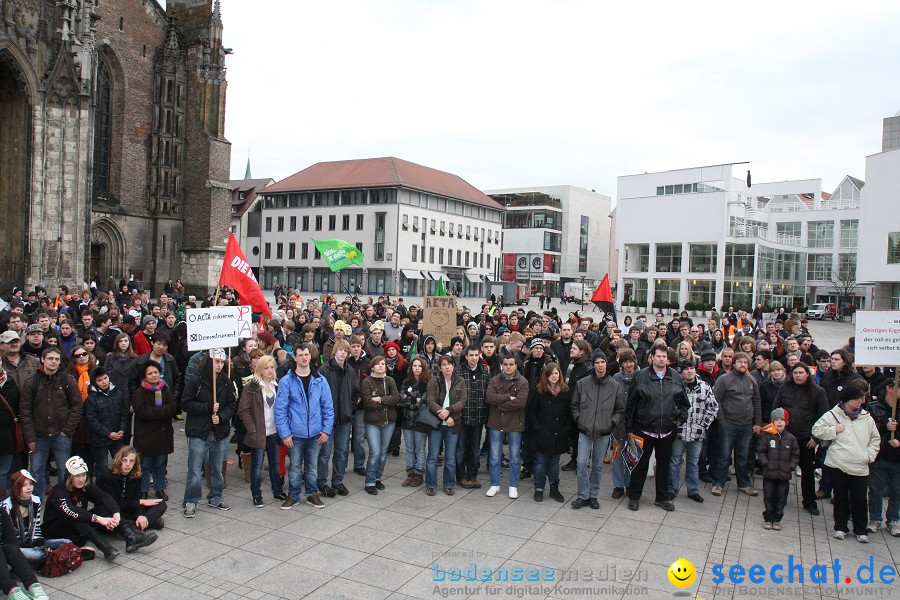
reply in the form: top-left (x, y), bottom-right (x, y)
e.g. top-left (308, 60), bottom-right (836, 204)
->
top-left (121, 523), bottom-right (159, 553)
top-left (87, 531), bottom-right (119, 562)
top-left (548, 484), bottom-right (564, 503)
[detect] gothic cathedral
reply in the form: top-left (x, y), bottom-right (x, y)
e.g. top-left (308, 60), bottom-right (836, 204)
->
top-left (0, 0), bottom-right (232, 295)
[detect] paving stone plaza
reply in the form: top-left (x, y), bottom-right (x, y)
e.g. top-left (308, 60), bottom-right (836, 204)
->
top-left (33, 317), bottom-right (899, 600)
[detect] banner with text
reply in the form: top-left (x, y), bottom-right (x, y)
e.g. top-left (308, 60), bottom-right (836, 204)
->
top-left (186, 306), bottom-right (240, 351)
top-left (855, 310), bottom-right (900, 367)
top-left (424, 295), bottom-right (457, 348)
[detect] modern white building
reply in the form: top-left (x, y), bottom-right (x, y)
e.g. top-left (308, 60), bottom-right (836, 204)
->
top-left (857, 112), bottom-right (900, 308)
top-left (257, 157), bottom-right (504, 297)
top-left (484, 186), bottom-right (612, 298)
top-left (615, 163), bottom-right (871, 312)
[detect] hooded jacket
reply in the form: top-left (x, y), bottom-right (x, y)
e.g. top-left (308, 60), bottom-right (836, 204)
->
top-left (571, 372), bottom-right (625, 438)
top-left (757, 428), bottom-right (800, 481)
top-left (812, 404), bottom-right (881, 477)
top-left (772, 379), bottom-right (829, 441)
top-left (275, 367), bottom-right (335, 439)
top-left (84, 382), bottom-right (130, 446)
top-left (318, 358), bottom-right (359, 425)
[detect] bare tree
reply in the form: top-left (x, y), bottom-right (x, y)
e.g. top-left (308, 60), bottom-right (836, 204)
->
top-left (829, 267), bottom-right (859, 321)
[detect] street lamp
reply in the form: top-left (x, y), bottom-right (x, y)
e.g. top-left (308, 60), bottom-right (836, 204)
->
top-left (580, 275), bottom-right (586, 311)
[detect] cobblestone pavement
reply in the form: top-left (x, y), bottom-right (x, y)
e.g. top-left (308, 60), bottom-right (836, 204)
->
top-left (41, 319), bottom-right (898, 600)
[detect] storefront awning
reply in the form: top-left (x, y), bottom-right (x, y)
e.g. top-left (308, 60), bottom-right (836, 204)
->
top-left (464, 273), bottom-right (483, 283)
top-left (429, 271), bottom-right (446, 281)
top-left (400, 269), bottom-right (425, 280)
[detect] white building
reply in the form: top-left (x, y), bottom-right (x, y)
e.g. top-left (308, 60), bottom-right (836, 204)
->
top-left (258, 157), bottom-right (503, 297)
top-left (615, 163), bottom-right (870, 312)
top-left (857, 112), bottom-right (900, 308)
top-left (484, 186), bottom-right (612, 298)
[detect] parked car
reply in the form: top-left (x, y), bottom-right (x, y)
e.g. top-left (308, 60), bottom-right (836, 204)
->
top-left (806, 302), bottom-right (836, 320)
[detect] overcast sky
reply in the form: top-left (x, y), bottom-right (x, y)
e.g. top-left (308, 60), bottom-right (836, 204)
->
top-left (222, 0), bottom-right (900, 198)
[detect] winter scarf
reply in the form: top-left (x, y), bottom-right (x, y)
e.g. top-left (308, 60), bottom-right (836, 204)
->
top-left (839, 401), bottom-right (861, 421)
top-left (142, 379), bottom-right (167, 407)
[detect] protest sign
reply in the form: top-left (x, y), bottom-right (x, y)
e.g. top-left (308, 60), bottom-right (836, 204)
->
top-left (855, 310), bottom-right (900, 367)
top-left (237, 305), bottom-right (253, 339)
top-left (423, 296), bottom-right (457, 348)
top-left (186, 306), bottom-right (239, 351)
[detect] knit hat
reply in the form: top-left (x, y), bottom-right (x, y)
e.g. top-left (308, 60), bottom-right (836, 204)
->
top-left (530, 337), bottom-right (545, 349)
top-left (678, 359), bottom-right (696, 371)
top-left (700, 350), bottom-right (717, 363)
top-left (121, 314), bottom-right (137, 325)
top-left (333, 320), bottom-right (352, 336)
top-left (591, 350), bottom-right (607, 364)
top-left (771, 407), bottom-right (787, 422)
top-left (141, 315), bottom-right (156, 328)
top-left (383, 340), bottom-right (402, 355)
top-left (369, 320), bottom-right (385, 332)
top-left (467, 322), bottom-right (479, 332)
top-left (839, 385), bottom-right (865, 403)
top-left (450, 336), bottom-right (464, 348)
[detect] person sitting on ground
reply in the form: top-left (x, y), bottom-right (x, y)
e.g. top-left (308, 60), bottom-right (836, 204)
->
top-left (0, 498), bottom-right (49, 600)
top-left (95, 446), bottom-right (166, 537)
top-left (0, 469), bottom-right (69, 573)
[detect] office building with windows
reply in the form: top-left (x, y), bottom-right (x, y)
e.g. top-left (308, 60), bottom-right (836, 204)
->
top-left (616, 163), bottom-right (872, 312)
top-left (257, 157), bottom-right (503, 297)
top-left (484, 186), bottom-right (611, 298)
top-left (858, 111), bottom-right (900, 308)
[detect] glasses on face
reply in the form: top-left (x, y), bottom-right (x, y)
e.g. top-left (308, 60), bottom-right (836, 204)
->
top-left (74, 352), bottom-right (87, 358)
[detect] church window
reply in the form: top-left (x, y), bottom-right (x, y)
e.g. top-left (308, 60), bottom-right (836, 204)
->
top-left (92, 58), bottom-right (112, 198)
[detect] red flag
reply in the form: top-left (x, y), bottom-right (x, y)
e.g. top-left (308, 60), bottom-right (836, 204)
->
top-left (218, 233), bottom-right (272, 318)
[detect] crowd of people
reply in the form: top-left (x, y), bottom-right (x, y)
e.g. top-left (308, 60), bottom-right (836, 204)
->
top-left (0, 283), bottom-right (897, 596)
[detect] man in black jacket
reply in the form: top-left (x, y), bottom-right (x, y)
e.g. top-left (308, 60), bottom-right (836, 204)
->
top-left (866, 379), bottom-right (900, 535)
top-left (181, 348), bottom-right (236, 517)
top-left (625, 344), bottom-right (690, 512)
top-left (316, 340), bottom-right (358, 497)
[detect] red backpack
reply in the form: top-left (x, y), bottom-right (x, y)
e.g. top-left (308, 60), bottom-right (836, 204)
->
top-left (40, 542), bottom-right (83, 577)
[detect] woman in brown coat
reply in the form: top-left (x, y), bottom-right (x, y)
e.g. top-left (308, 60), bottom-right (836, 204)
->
top-left (131, 360), bottom-right (175, 500)
top-left (359, 356), bottom-right (399, 494)
top-left (424, 355), bottom-right (467, 496)
top-left (237, 355), bottom-right (286, 507)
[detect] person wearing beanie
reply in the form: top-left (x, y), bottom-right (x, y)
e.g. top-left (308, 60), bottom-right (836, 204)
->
top-left (132, 316), bottom-right (156, 357)
top-left (84, 366), bottom-right (130, 473)
top-left (813, 384), bottom-right (881, 542)
top-left (757, 407), bottom-right (799, 530)
top-left (570, 352), bottom-right (625, 509)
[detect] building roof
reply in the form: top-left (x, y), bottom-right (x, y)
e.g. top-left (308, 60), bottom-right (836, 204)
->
top-left (231, 178), bottom-right (274, 217)
top-left (265, 157), bottom-right (501, 210)
top-left (847, 175), bottom-right (865, 190)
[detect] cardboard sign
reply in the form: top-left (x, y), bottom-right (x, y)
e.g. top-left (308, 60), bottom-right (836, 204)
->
top-left (423, 296), bottom-right (457, 348)
top-left (237, 305), bottom-right (254, 339)
top-left (186, 307), bottom-right (239, 351)
top-left (855, 310), bottom-right (900, 367)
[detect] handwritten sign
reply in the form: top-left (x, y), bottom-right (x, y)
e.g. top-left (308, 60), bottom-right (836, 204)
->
top-left (186, 307), bottom-right (239, 351)
top-left (855, 310), bottom-right (900, 367)
top-left (423, 296), bottom-right (457, 348)
top-left (237, 305), bottom-right (253, 339)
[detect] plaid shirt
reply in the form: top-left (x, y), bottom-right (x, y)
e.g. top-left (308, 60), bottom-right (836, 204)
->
top-left (678, 379), bottom-right (719, 442)
top-left (457, 361), bottom-right (491, 425)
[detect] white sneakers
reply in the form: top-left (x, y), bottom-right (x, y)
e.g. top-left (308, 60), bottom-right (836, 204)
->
top-left (833, 530), bottom-right (846, 540)
top-left (485, 486), bottom-right (500, 497)
top-left (509, 487), bottom-right (518, 499)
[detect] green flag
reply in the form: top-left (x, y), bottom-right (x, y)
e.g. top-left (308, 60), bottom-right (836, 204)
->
top-left (434, 276), bottom-right (446, 296)
top-left (312, 239), bottom-right (364, 272)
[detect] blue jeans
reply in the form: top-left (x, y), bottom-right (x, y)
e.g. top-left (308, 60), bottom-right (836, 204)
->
top-left (287, 437), bottom-right (321, 499)
top-left (404, 429), bottom-right (428, 472)
top-left (20, 539), bottom-right (69, 570)
top-left (869, 459), bottom-right (900, 523)
top-left (715, 422), bottom-right (753, 488)
top-left (183, 433), bottom-right (227, 506)
top-left (92, 442), bottom-right (124, 475)
top-left (426, 427), bottom-right (459, 489)
top-left (352, 410), bottom-right (367, 470)
top-left (317, 421), bottom-right (352, 487)
top-left (532, 453), bottom-right (560, 492)
top-left (612, 448), bottom-right (631, 489)
top-left (141, 454), bottom-right (168, 493)
top-left (365, 423), bottom-right (395, 486)
top-left (669, 438), bottom-right (702, 496)
top-left (31, 435), bottom-right (72, 498)
top-left (576, 433), bottom-right (610, 499)
top-left (250, 434), bottom-right (283, 498)
top-left (489, 429), bottom-right (521, 487)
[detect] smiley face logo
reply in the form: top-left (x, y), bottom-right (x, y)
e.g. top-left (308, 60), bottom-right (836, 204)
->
top-left (667, 558), bottom-right (696, 588)
top-left (431, 308), bottom-right (450, 327)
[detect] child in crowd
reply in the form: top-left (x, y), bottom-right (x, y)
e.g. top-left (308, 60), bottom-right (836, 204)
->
top-left (758, 408), bottom-right (799, 530)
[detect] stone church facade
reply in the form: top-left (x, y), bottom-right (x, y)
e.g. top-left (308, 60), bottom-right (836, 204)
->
top-left (0, 0), bottom-right (232, 296)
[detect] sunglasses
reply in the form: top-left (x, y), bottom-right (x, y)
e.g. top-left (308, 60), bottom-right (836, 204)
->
top-left (74, 352), bottom-right (87, 358)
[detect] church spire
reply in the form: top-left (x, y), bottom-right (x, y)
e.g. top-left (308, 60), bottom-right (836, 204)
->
top-left (244, 155), bottom-right (252, 179)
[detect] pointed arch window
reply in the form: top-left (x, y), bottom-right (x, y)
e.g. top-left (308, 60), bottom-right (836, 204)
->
top-left (92, 58), bottom-right (112, 198)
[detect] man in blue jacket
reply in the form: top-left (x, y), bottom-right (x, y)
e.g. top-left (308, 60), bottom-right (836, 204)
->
top-left (275, 343), bottom-right (334, 509)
